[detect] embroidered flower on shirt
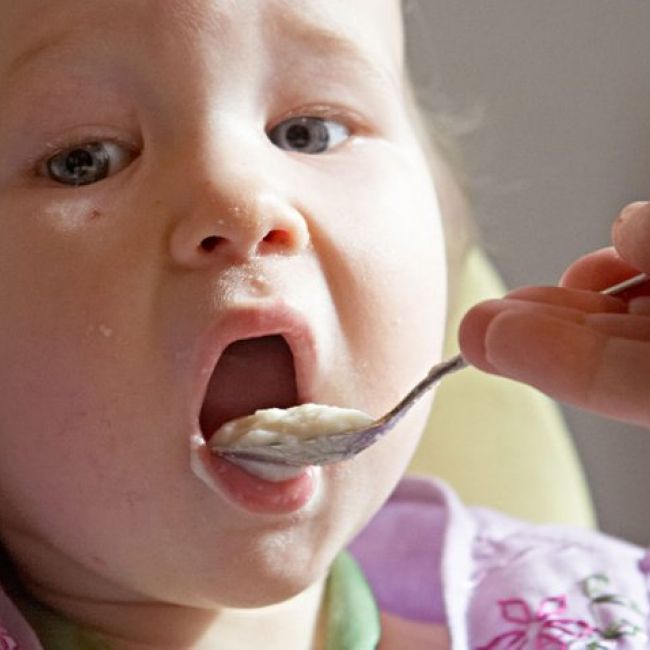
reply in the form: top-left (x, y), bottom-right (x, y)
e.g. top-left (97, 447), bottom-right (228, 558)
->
top-left (476, 595), bottom-right (593, 649)
top-left (0, 625), bottom-right (19, 650)
top-left (477, 574), bottom-right (646, 649)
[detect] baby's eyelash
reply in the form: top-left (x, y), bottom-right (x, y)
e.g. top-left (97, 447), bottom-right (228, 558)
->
top-left (28, 132), bottom-right (141, 174)
top-left (268, 104), bottom-right (369, 135)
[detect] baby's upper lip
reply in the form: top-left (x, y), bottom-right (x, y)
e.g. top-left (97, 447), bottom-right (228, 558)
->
top-left (191, 301), bottom-right (319, 425)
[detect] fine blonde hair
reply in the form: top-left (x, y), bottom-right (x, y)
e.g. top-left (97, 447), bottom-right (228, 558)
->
top-left (403, 77), bottom-right (477, 313)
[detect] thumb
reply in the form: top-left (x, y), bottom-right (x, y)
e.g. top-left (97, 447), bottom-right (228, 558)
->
top-left (612, 201), bottom-right (650, 274)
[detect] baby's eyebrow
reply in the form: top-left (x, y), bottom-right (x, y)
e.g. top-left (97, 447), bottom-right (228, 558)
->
top-left (281, 15), bottom-right (399, 90)
top-left (6, 26), bottom-right (77, 84)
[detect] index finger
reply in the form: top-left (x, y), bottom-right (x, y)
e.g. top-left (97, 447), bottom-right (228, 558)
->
top-left (482, 309), bottom-right (650, 428)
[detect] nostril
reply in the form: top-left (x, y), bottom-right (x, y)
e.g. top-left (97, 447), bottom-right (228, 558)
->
top-left (263, 229), bottom-right (291, 246)
top-left (198, 230), bottom-right (291, 254)
top-left (200, 236), bottom-right (226, 252)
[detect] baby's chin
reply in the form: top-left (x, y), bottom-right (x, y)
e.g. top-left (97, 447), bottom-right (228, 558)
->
top-left (183, 537), bottom-right (337, 611)
top-left (216, 569), bottom-right (328, 611)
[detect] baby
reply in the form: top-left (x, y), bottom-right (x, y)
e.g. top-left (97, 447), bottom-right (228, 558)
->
top-left (0, 1), bottom-right (648, 649)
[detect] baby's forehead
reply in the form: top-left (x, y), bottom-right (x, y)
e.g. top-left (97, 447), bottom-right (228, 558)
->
top-left (1, 0), bottom-right (403, 69)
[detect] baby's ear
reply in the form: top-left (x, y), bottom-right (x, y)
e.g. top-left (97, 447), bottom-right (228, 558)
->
top-left (612, 201), bottom-right (650, 275)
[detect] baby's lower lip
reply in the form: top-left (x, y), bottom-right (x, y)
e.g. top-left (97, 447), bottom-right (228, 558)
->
top-left (191, 436), bottom-right (319, 515)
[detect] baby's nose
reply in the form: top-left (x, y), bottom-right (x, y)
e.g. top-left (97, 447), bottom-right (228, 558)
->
top-left (168, 177), bottom-right (310, 268)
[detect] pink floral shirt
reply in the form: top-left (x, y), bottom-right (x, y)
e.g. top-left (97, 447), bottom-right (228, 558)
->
top-left (1, 477), bottom-right (649, 649)
top-left (349, 478), bottom-right (650, 649)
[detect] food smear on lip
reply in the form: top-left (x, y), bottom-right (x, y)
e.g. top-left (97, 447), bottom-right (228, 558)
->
top-left (189, 434), bottom-right (320, 512)
top-left (208, 403), bottom-right (374, 450)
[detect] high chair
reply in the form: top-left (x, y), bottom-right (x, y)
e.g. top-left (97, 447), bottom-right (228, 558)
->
top-left (408, 246), bottom-right (596, 527)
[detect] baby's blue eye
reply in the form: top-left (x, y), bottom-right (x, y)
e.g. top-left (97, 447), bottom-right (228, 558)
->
top-left (268, 116), bottom-right (349, 154)
top-left (44, 142), bottom-right (133, 186)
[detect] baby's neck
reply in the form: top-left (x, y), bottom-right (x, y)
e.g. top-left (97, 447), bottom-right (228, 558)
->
top-left (21, 573), bottom-right (328, 650)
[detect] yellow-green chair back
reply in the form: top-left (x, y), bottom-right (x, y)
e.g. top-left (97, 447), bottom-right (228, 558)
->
top-left (408, 248), bottom-right (596, 528)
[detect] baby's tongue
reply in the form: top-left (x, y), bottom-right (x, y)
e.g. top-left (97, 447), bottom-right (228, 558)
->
top-left (199, 335), bottom-right (298, 442)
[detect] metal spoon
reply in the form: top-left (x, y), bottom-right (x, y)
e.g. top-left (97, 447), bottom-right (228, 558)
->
top-left (214, 272), bottom-right (648, 467)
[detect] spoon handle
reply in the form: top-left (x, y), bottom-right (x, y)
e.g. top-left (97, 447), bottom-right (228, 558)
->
top-left (429, 271), bottom-right (649, 394)
top-left (600, 272), bottom-right (648, 295)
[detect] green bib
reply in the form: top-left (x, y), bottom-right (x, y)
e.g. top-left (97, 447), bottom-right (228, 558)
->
top-left (325, 551), bottom-right (382, 650)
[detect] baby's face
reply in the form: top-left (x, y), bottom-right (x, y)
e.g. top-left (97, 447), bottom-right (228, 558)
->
top-left (0, 0), bottom-right (446, 611)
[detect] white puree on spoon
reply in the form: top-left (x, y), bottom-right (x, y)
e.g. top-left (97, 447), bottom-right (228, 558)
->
top-left (208, 403), bottom-right (374, 481)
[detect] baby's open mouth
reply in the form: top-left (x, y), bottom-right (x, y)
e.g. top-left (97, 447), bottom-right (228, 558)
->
top-left (199, 335), bottom-right (299, 444)
top-left (198, 333), bottom-right (373, 477)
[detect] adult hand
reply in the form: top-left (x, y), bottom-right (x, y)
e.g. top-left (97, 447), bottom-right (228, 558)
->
top-left (459, 201), bottom-right (650, 428)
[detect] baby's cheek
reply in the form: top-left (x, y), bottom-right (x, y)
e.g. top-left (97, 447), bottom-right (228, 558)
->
top-left (332, 144), bottom-right (445, 400)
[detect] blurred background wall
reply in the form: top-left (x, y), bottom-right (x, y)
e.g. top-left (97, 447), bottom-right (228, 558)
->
top-left (405, 0), bottom-right (650, 545)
